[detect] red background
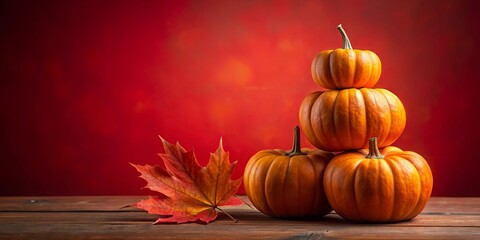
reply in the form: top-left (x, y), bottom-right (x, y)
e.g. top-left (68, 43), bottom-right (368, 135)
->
top-left (1, 0), bottom-right (480, 196)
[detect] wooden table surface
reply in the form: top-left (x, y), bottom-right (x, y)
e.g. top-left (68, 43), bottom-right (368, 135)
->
top-left (0, 196), bottom-right (478, 239)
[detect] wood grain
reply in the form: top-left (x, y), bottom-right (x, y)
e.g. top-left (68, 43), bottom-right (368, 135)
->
top-left (0, 196), bottom-right (479, 239)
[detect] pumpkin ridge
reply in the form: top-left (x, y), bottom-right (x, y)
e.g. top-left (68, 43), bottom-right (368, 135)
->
top-left (370, 157), bottom-right (384, 221)
top-left (366, 51), bottom-right (377, 87)
top-left (377, 89), bottom-right (391, 147)
top-left (311, 55), bottom-right (322, 88)
top-left (390, 155), bottom-right (422, 220)
top-left (306, 94), bottom-right (319, 148)
top-left (247, 155), bottom-right (272, 216)
top-left (310, 55), bottom-right (318, 86)
top-left (367, 51), bottom-right (376, 87)
top-left (328, 154), bottom-right (363, 219)
top-left (254, 154), bottom-right (276, 216)
top-left (370, 89), bottom-right (388, 147)
top-left (329, 53), bottom-right (339, 89)
top-left (373, 52), bottom-right (382, 86)
top-left (379, 89), bottom-right (403, 146)
top-left (377, 90), bottom-right (393, 146)
top-left (356, 89), bottom-right (368, 148)
top-left (306, 92), bottom-right (325, 149)
top-left (373, 157), bottom-right (383, 220)
top-left (360, 88), bottom-right (372, 148)
top-left (305, 154), bottom-right (319, 213)
top-left (262, 156), bottom-right (276, 216)
top-left (312, 92), bottom-right (333, 150)
top-left (283, 155), bottom-right (292, 217)
top-left (349, 49), bottom-right (358, 88)
top-left (349, 51), bottom-right (357, 88)
top-left (331, 90), bottom-right (342, 150)
top-left (367, 89), bottom-right (380, 145)
top-left (265, 155), bottom-right (287, 217)
top-left (345, 89), bottom-right (353, 148)
top-left (380, 90), bottom-right (395, 146)
top-left (353, 159), bottom-right (366, 221)
top-left (404, 155), bottom-right (424, 220)
top-left (384, 158), bottom-right (397, 221)
top-left (296, 158), bottom-right (306, 215)
top-left (244, 156), bottom-right (259, 213)
top-left (392, 89), bottom-right (406, 143)
top-left (322, 50), bottom-right (335, 89)
top-left (397, 153), bottom-right (429, 220)
top-left (404, 162), bottom-right (422, 220)
top-left (321, 53), bottom-right (331, 89)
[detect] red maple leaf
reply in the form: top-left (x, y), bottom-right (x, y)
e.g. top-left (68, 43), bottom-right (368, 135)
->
top-left (130, 137), bottom-right (242, 224)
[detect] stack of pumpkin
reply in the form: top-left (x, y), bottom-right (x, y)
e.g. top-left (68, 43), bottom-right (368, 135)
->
top-left (244, 25), bottom-right (433, 223)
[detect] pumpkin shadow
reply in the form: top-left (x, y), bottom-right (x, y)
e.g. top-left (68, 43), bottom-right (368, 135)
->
top-left (216, 211), bottom-right (347, 225)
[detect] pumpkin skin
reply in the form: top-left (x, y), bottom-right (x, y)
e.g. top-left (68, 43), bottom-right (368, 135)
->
top-left (299, 88), bottom-right (406, 152)
top-left (311, 24), bottom-right (382, 89)
top-left (243, 126), bottom-right (334, 218)
top-left (323, 138), bottom-right (433, 222)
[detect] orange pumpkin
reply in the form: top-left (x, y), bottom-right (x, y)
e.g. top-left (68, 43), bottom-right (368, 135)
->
top-left (299, 88), bottom-right (406, 151)
top-left (323, 137), bottom-right (433, 222)
top-left (243, 126), bottom-right (334, 218)
top-left (311, 24), bottom-right (382, 89)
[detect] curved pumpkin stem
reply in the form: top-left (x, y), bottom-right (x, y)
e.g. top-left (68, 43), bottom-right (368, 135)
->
top-left (287, 126), bottom-right (306, 157)
top-left (337, 24), bottom-right (353, 50)
top-left (366, 137), bottom-right (384, 159)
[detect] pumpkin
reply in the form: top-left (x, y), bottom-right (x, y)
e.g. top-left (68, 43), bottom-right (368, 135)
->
top-left (311, 24), bottom-right (382, 89)
top-left (243, 126), bottom-right (334, 218)
top-left (299, 88), bottom-right (406, 152)
top-left (323, 137), bottom-right (433, 222)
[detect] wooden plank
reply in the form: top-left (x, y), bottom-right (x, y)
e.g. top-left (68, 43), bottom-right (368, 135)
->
top-left (422, 197), bottom-right (480, 214)
top-left (1, 196), bottom-right (479, 214)
top-left (0, 211), bottom-right (479, 227)
top-left (0, 196), bottom-right (478, 239)
top-left (0, 222), bottom-right (478, 239)
top-left (0, 210), bottom-right (479, 238)
top-left (0, 196), bottom-right (144, 212)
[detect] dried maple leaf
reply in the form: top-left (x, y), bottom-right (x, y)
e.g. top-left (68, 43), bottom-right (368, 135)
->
top-left (130, 136), bottom-right (242, 224)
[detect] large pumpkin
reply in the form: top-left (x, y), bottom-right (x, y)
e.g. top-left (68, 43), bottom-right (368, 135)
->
top-left (243, 126), bottom-right (334, 218)
top-left (311, 24), bottom-right (382, 89)
top-left (324, 137), bottom-right (433, 222)
top-left (299, 88), bottom-right (406, 151)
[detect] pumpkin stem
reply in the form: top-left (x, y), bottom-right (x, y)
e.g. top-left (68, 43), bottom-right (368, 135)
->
top-left (337, 24), bottom-right (353, 50)
top-left (366, 137), bottom-right (384, 159)
top-left (287, 126), bottom-right (306, 157)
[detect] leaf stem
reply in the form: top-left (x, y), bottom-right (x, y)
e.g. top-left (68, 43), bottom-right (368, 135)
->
top-left (216, 207), bottom-right (238, 223)
top-left (236, 194), bottom-right (254, 209)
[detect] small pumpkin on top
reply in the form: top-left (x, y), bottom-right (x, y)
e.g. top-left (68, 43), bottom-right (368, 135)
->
top-left (311, 24), bottom-right (382, 89)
